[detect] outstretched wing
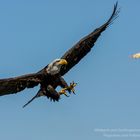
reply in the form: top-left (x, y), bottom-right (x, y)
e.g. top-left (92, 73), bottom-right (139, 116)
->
top-left (0, 73), bottom-right (42, 96)
top-left (60, 2), bottom-right (119, 76)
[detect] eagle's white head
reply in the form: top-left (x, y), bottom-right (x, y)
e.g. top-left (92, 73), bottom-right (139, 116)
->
top-left (46, 59), bottom-right (68, 75)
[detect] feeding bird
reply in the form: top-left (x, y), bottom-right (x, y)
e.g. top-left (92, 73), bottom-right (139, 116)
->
top-left (0, 2), bottom-right (120, 107)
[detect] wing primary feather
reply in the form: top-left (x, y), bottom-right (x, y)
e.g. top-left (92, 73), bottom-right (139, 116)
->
top-left (23, 94), bottom-right (38, 108)
top-left (106, 2), bottom-right (120, 27)
top-left (23, 89), bottom-right (44, 108)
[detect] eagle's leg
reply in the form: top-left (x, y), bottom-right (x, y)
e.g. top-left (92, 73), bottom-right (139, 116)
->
top-left (46, 84), bottom-right (69, 98)
top-left (59, 88), bottom-right (69, 97)
top-left (46, 85), bottom-right (61, 101)
top-left (59, 77), bottom-right (77, 94)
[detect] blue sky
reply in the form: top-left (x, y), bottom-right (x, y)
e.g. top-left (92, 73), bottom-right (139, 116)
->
top-left (0, 0), bottom-right (140, 140)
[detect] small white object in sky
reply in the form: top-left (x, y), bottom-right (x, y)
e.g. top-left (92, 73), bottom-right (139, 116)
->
top-left (131, 53), bottom-right (140, 59)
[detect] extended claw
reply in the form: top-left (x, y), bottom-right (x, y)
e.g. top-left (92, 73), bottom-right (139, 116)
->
top-left (67, 81), bottom-right (77, 94)
top-left (59, 81), bottom-right (77, 97)
top-left (59, 88), bottom-right (69, 97)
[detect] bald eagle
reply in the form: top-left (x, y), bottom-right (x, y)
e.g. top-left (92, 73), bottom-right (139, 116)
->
top-left (0, 2), bottom-right (119, 107)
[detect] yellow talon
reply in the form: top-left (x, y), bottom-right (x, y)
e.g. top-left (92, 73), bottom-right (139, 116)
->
top-left (59, 81), bottom-right (77, 97)
top-left (59, 88), bottom-right (69, 97)
top-left (68, 81), bottom-right (77, 94)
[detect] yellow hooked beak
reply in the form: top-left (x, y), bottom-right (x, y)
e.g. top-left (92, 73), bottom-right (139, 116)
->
top-left (58, 59), bottom-right (68, 65)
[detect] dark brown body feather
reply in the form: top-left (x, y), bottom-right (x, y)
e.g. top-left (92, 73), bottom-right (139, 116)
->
top-left (0, 2), bottom-right (119, 105)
